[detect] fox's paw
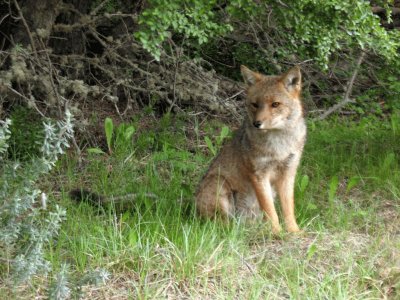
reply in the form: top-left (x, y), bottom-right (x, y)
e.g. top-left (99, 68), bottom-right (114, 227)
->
top-left (272, 224), bottom-right (282, 235)
top-left (286, 224), bottom-right (303, 234)
top-left (289, 229), bottom-right (305, 235)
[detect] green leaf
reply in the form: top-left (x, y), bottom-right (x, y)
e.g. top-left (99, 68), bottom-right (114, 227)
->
top-left (87, 148), bottom-right (105, 155)
top-left (346, 176), bottom-right (361, 193)
top-left (328, 175), bottom-right (339, 203)
top-left (306, 243), bottom-right (318, 260)
top-left (307, 202), bottom-right (318, 210)
top-left (105, 117), bottom-right (114, 154)
top-left (204, 136), bottom-right (216, 156)
top-left (391, 114), bottom-right (399, 135)
top-left (220, 125), bottom-right (230, 139)
top-left (123, 126), bottom-right (136, 141)
top-left (382, 152), bottom-right (395, 170)
top-left (128, 229), bottom-right (138, 247)
top-left (300, 174), bottom-right (309, 194)
top-left (217, 125), bottom-right (230, 146)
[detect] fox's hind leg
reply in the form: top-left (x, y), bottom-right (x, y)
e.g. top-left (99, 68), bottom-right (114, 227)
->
top-left (195, 175), bottom-right (234, 219)
top-left (234, 188), bottom-right (262, 220)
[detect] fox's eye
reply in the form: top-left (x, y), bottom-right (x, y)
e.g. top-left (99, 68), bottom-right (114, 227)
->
top-left (271, 102), bottom-right (280, 108)
top-left (251, 103), bottom-right (259, 108)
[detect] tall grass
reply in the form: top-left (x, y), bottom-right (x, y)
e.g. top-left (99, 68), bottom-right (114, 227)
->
top-left (14, 113), bottom-right (399, 298)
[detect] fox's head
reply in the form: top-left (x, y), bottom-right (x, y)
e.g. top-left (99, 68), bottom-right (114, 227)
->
top-left (241, 65), bottom-right (303, 131)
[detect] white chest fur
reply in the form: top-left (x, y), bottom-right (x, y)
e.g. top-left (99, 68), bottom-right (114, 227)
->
top-left (248, 122), bottom-right (306, 176)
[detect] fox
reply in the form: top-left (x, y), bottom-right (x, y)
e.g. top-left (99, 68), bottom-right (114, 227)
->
top-left (195, 65), bottom-right (306, 233)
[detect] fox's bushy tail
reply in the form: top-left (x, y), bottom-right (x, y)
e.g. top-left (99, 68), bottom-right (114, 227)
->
top-left (69, 189), bottom-right (157, 209)
top-left (69, 189), bottom-right (105, 207)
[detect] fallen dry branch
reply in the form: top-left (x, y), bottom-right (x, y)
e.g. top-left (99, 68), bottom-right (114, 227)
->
top-left (0, 0), bottom-right (244, 132)
top-left (318, 51), bottom-right (366, 120)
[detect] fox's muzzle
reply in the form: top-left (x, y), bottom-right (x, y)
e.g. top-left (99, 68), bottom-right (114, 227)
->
top-left (253, 121), bottom-right (262, 129)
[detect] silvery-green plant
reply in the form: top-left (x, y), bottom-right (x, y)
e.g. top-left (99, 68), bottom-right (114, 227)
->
top-left (48, 263), bottom-right (71, 300)
top-left (0, 111), bottom-right (73, 284)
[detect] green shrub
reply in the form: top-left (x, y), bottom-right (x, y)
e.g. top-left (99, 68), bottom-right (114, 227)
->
top-left (0, 111), bottom-right (73, 285)
top-left (137, 0), bottom-right (399, 69)
top-left (8, 107), bottom-right (44, 161)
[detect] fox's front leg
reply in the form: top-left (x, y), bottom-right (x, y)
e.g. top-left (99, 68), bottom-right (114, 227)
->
top-left (249, 175), bottom-right (281, 233)
top-left (276, 170), bottom-right (301, 233)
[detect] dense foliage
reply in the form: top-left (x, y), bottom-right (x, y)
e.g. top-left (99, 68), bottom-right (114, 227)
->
top-left (138, 0), bottom-right (400, 68)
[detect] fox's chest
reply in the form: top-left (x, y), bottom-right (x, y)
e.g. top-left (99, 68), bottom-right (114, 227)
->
top-left (249, 134), bottom-right (300, 174)
top-left (251, 151), bottom-right (294, 175)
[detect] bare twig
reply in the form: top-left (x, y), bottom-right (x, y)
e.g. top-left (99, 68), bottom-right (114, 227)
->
top-left (372, 6), bottom-right (400, 15)
top-left (12, 0), bottom-right (38, 61)
top-left (37, 38), bottom-right (63, 116)
top-left (318, 51), bottom-right (366, 120)
top-left (167, 38), bottom-right (184, 113)
top-left (0, 12), bottom-right (9, 27)
top-left (222, 90), bottom-right (244, 102)
top-left (90, 0), bottom-right (110, 16)
top-left (87, 26), bottom-right (153, 77)
top-left (5, 3), bottom-right (241, 127)
top-left (7, 86), bottom-right (45, 117)
top-left (71, 135), bottom-right (82, 165)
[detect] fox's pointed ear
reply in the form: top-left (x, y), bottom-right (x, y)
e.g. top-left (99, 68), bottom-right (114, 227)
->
top-left (282, 66), bottom-right (301, 94)
top-left (241, 65), bottom-right (262, 86)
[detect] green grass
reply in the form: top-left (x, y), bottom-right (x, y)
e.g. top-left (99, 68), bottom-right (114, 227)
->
top-left (10, 113), bottom-right (400, 299)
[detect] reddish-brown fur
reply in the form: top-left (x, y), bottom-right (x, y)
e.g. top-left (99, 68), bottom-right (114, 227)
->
top-left (195, 65), bottom-right (306, 233)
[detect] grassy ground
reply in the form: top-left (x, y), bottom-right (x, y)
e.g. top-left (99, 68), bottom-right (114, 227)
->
top-left (8, 113), bottom-right (400, 299)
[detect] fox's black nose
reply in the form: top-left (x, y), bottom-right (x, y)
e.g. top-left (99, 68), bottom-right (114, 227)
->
top-left (253, 121), bottom-right (262, 128)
